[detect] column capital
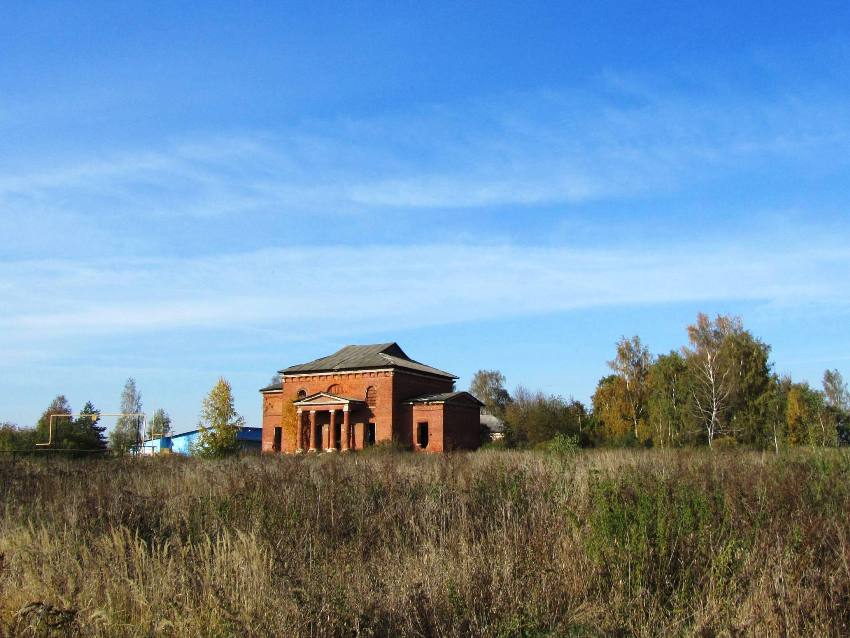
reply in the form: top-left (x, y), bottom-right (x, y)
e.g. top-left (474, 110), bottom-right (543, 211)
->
top-left (342, 405), bottom-right (349, 412)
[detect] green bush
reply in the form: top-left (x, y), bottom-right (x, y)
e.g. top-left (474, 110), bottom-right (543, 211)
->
top-left (544, 433), bottom-right (580, 455)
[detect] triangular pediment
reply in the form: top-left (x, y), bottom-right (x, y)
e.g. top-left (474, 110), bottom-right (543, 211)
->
top-left (294, 392), bottom-right (363, 407)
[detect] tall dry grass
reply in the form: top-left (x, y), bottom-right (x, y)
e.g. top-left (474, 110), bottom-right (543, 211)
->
top-left (1, 449), bottom-right (849, 637)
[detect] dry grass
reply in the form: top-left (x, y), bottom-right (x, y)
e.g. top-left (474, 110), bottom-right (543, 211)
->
top-left (1, 449), bottom-right (849, 637)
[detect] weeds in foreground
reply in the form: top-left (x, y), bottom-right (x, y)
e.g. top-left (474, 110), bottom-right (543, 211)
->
top-left (1, 449), bottom-right (849, 637)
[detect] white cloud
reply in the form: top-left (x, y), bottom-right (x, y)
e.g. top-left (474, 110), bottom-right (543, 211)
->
top-left (1, 82), bottom-right (848, 219)
top-left (2, 232), bottom-right (848, 351)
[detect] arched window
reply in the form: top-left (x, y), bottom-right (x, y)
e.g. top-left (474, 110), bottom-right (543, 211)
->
top-left (365, 386), bottom-right (377, 408)
top-left (328, 384), bottom-right (342, 395)
top-left (297, 389), bottom-right (307, 400)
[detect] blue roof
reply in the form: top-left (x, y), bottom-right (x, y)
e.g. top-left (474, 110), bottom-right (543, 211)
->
top-left (139, 426), bottom-right (262, 454)
top-left (169, 426), bottom-right (261, 439)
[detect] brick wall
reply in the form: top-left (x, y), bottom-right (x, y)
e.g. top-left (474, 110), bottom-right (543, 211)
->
top-left (261, 368), bottom-right (454, 453)
top-left (261, 391), bottom-right (284, 451)
top-left (411, 403), bottom-right (446, 452)
top-left (408, 400), bottom-right (482, 453)
top-left (392, 371), bottom-right (454, 445)
top-left (443, 402), bottom-right (482, 451)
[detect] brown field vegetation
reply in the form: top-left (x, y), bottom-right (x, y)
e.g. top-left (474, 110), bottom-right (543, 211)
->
top-left (1, 449), bottom-right (849, 637)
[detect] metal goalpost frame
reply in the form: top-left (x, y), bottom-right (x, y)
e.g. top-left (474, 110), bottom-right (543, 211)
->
top-left (36, 412), bottom-right (148, 448)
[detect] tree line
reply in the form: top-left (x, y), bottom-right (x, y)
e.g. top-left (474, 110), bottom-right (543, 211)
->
top-left (0, 377), bottom-right (244, 457)
top-left (471, 313), bottom-right (849, 450)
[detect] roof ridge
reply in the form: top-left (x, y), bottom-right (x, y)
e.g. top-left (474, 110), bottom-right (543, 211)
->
top-left (278, 343), bottom-right (456, 378)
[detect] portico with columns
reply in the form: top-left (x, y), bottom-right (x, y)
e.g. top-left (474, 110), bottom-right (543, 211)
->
top-left (260, 343), bottom-right (484, 453)
top-left (293, 392), bottom-right (364, 452)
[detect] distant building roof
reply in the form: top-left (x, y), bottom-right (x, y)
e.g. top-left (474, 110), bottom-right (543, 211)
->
top-left (137, 426), bottom-right (263, 450)
top-left (404, 391), bottom-right (484, 406)
top-left (148, 426), bottom-right (263, 440)
top-left (259, 379), bottom-right (282, 393)
top-left (279, 343), bottom-right (457, 379)
top-left (480, 413), bottom-right (505, 434)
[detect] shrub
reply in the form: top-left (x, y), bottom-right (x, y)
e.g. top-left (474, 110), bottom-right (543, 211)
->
top-left (544, 433), bottom-right (580, 455)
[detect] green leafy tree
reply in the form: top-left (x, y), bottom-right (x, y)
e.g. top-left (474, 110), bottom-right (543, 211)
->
top-left (779, 380), bottom-right (836, 447)
top-left (591, 375), bottom-right (635, 446)
top-left (71, 401), bottom-right (107, 451)
top-left (503, 386), bottom-right (583, 447)
top-left (469, 370), bottom-right (512, 419)
top-left (0, 422), bottom-right (36, 452)
top-left (684, 314), bottom-right (743, 447)
top-left (567, 398), bottom-right (593, 446)
top-left (31, 398), bottom-right (107, 453)
top-left (26, 396), bottom-right (101, 453)
top-left (647, 351), bottom-right (693, 447)
top-left (608, 336), bottom-right (652, 443)
top-left (193, 377), bottom-right (245, 458)
top-left (35, 395), bottom-right (72, 446)
top-left (724, 330), bottom-right (772, 446)
top-left (110, 378), bottom-right (143, 454)
top-left (785, 382), bottom-right (823, 446)
top-left (146, 408), bottom-right (173, 439)
top-left (760, 375), bottom-right (789, 453)
top-left (822, 369), bottom-right (849, 445)
top-left (823, 369), bottom-right (849, 412)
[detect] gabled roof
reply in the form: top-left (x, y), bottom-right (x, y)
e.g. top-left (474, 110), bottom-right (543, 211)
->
top-left (404, 391), bottom-right (484, 406)
top-left (280, 342), bottom-right (457, 379)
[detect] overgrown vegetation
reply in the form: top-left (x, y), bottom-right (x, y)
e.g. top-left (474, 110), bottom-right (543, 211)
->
top-left (191, 377), bottom-right (245, 458)
top-left (475, 313), bottom-right (850, 451)
top-left (2, 449), bottom-right (849, 636)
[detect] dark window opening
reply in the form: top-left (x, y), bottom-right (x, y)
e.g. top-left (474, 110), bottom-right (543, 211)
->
top-left (365, 385), bottom-right (377, 408)
top-left (366, 423), bottom-right (376, 446)
top-left (273, 427), bottom-right (282, 452)
top-left (297, 389), bottom-right (307, 399)
top-left (417, 422), bottom-right (429, 449)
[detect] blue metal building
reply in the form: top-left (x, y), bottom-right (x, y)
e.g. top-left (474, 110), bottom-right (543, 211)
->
top-left (139, 427), bottom-right (262, 455)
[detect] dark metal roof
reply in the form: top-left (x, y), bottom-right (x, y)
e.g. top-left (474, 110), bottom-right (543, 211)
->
top-left (259, 380), bottom-right (282, 393)
top-left (405, 391), bottom-right (484, 406)
top-left (280, 343), bottom-right (457, 379)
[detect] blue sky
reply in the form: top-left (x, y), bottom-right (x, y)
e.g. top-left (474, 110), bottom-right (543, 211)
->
top-left (2, 1), bottom-right (850, 432)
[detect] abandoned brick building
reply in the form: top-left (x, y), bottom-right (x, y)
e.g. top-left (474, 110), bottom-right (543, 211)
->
top-left (260, 343), bottom-right (483, 453)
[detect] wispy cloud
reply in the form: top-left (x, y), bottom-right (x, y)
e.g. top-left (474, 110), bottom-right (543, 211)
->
top-left (2, 228), bottom-right (848, 356)
top-left (1, 81), bottom-right (848, 220)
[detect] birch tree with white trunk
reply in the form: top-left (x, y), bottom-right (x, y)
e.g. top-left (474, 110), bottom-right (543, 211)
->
top-left (684, 314), bottom-right (742, 448)
top-left (608, 335), bottom-right (652, 441)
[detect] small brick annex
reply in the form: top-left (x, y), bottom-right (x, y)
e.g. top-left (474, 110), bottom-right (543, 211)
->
top-left (259, 343), bottom-right (483, 453)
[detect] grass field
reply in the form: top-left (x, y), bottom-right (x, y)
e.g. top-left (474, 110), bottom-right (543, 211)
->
top-left (1, 448), bottom-right (849, 637)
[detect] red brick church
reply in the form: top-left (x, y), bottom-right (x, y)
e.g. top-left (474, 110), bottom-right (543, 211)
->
top-left (260, 343), bottom-right (483, 453)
